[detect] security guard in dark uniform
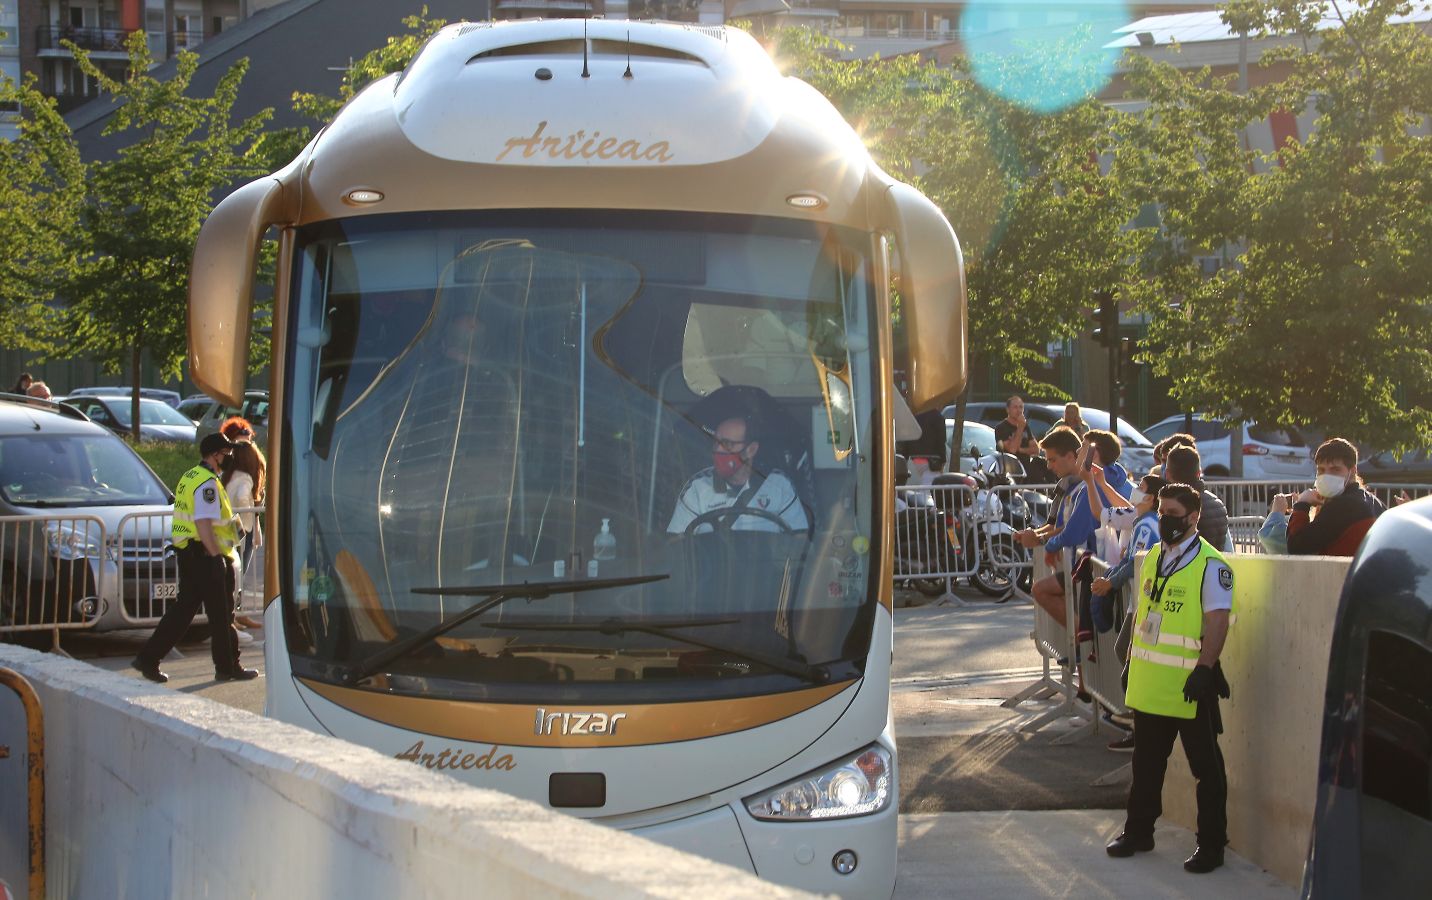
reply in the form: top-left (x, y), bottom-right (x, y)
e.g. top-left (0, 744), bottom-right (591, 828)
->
top-left (132, 433), bottom-right (258, 683)
top-left (1105, 483), bottom-right (1233, 873)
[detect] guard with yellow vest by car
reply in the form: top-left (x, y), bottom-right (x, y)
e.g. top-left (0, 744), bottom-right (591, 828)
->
top-left (1105, 482), bottom-right (1233, 874)
top-left (132, 433), bottom-right (259, 684)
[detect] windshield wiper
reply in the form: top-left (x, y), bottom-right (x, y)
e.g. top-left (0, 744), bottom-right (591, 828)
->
top-left (492, 617), bottom-right (832, 685)
top-left (345, 573), bottom-right (669, 685)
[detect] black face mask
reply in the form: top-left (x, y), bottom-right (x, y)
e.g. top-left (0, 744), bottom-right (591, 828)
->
top-left (1159, 513), bottom-right (1192, 545)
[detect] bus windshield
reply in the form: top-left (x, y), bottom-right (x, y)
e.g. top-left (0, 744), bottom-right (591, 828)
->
top-left (284, 211), bottom-right (879, 702)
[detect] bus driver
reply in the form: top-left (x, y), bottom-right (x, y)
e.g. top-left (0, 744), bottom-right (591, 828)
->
top-left (668, 415), bottom-right (809, 535)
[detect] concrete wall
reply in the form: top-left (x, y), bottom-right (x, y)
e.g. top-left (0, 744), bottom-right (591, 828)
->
top-left (1160, 554), bottom-right (1350, 886)
top-left (0, 646), bottom-right (817, 900)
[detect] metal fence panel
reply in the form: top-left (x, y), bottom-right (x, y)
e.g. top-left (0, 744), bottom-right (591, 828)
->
top-left (1227, 516), bottom-right (1266, 554)
top-left (893, 482), bottom-right (979, 581)
top-left (0, 514), bottom-right (108, 635)
top-left (113, 510), bottom-right (180, 626)
top-left (1204, 479), bottom-right (1432, 518)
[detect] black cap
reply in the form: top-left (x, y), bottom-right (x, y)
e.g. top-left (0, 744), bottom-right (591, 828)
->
top-left (199, 433), bottom-right (238, 457)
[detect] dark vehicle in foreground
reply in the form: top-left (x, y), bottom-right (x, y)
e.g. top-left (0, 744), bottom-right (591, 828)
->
top-left (1303, 496), bottom-right (1432, 898)
top-left (0, 395), bottom-right (180, 640)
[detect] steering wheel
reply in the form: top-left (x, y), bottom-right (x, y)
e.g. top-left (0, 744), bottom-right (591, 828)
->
top-left (683, 505), bottom-right (796, 536)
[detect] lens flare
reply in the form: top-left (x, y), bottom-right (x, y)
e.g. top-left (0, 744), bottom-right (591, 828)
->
top-left (962, 0), bottom-right (1129, 114)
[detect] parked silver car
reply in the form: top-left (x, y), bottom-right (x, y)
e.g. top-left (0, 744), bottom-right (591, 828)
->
top-left (192, 390), bottom-right (270, 447)
top-left (0, 396), bottom-right (180, 642)
top-left (62, 395), bottom-right (197, 444)
top-left (1142, 415), bottom-right (1313, 479)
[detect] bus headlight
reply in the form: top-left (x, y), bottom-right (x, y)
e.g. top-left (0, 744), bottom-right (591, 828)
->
top-left (744, 745), bottom-right (892, 821)
top-left (46, 524), bottom-right (107, 560)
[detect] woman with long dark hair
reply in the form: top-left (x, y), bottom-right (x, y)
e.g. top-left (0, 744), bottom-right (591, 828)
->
top-left (222, 439), bottom-right (266, 629)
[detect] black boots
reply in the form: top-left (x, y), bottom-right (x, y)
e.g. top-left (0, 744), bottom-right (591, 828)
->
top-left (215, 667), bottom-right (260, 681)
top-left (132, 657), bottom-right (168, 684)
top-left (1183, 843), bottom-right (1225, 873)
top-left (1105, 833), bottom-right (1155, 857)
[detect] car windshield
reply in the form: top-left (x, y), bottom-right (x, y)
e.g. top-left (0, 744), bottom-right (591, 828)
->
top-left (948, 421), bottom-right (997, 459)
top-left (0, 434), bottom-right (170, 506)
top-left (284, 210), bottom-right (879, 701)
top-left (109, 399), bottom-right (194, 427)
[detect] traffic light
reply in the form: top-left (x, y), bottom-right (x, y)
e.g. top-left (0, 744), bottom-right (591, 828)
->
top-left (1091, 291), bottom-right (1118, 346)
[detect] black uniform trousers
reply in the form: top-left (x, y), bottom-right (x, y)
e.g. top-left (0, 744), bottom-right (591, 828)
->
top-left (137, 543), bottom-right (240, 674)
top-left (1124, 703), bottom-right (1228, 846)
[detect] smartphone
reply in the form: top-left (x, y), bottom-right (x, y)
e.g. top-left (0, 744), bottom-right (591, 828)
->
top-left (1080, 444), bottom-right (1094, 471)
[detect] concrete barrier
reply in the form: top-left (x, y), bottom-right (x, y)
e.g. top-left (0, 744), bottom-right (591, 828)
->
top-left (0, 646), bottom-right (818, 900)
top-left (1160, 553), bottom-right (1351, 886)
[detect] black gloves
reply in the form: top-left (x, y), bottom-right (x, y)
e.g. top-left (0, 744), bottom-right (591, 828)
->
top-left (1183, 664), bottom-right (1216, 703)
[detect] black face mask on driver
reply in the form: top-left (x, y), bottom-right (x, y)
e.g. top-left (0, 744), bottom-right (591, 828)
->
top-left (1159, 513), bottom-right (1192, 545)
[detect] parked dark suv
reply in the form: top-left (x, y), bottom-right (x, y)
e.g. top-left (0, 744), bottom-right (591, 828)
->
top-left (0, 394), bottom-right (179, 641)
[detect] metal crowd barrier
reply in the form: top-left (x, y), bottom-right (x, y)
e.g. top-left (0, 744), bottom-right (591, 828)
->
top-left (1203, 479), bottom-right (1431, 518)
top-left (2, 507), bottom-right (266, 646)
top-left (1227, 516), bottom-right (1266, 554)
top-left (113, 506), bottom-right (266, 624)
top-left (893, 482), bottom-right (980, 597)
top-left (1000, 551), bottom-right (1100, 746)
top-left (0, 514), bottom-right (107, 648)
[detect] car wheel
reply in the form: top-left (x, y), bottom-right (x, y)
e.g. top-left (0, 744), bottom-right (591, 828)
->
top-left (1205, 465), bottom-right (1230, 478)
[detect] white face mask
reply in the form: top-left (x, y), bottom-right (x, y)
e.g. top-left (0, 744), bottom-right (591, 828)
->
top-left (1128, 488), bottom-right (1146, 507)
top-left (1314, 473), bottom-right (1348, 499)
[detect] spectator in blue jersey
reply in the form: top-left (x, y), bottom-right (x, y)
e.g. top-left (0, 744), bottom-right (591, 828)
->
top-left (1018, 428), bottom-right (1130, 625)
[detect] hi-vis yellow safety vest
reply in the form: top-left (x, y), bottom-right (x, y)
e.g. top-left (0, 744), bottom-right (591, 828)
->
top-left (172, 465), bottom-right (239, 558)
top-left (1125, 538), bottom-right (1232, 719)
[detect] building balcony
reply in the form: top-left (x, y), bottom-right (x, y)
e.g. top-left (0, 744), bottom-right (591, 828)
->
top-left (36, 25), bottom-right (142, 55)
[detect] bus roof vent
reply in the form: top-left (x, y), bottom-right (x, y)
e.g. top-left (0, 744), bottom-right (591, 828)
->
top-left (468, 39), bottom-right (708, 67)
top-left (682, 24), bottom-right (728, 41)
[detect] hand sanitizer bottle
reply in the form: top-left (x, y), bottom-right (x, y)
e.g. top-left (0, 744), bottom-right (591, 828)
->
top-left (593, 518), bottom-right (617, 561)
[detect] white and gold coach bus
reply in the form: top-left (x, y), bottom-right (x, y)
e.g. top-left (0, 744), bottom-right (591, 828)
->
top-left (188, 19), bottom-right (964, 895)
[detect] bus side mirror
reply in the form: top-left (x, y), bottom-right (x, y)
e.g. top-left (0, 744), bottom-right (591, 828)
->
top-left (189, 176), bottom-right (292, 407)
top-left (885, 183), bottom-right (967, 413)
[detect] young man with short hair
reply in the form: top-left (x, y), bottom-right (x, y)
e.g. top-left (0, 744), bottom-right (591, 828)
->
top-left (1163, 445), bottom-right (1232, 552)
top-left (1106, 483), bottom-right (1233, 873)
top-left (1015, 426), bottom-right (1087, 624)
top-left (1286, 437), bottom-right (1383, 556)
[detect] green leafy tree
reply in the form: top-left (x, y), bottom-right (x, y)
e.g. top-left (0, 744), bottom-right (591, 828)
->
top-left (0, 75), bottom-right (87, 354)
top-left (1123, 0), bottom-right (1432, 452)
top-left (773, 28), bottom-right (1149, 435)
top-left (62, 34), bottom-right (271, 437)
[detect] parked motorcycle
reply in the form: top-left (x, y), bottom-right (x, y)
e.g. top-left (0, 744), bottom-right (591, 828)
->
top-left (964, 450), bottom-right (1041, 598)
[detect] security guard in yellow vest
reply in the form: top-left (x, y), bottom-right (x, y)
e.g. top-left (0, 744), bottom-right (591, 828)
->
top-left (132, 433), bottom-right (259, 684)
top-left (1106, 483), bottom-right (1233, 874)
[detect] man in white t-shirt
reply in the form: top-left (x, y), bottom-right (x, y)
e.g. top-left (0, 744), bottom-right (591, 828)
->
top-left (668, 415), bottom-right (808, 535)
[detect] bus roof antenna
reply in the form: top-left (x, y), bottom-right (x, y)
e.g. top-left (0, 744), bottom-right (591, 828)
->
top-left (623, 30), bottom-right (634, 79)
top-left (582, 19), bottom-right (590, 78)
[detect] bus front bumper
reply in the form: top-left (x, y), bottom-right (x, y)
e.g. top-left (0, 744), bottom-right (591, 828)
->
top-left (631, 799), bottom-right (897, 898)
